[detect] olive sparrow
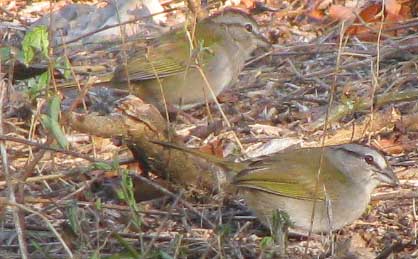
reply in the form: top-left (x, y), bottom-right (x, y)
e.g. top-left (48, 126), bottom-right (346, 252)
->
top-left (154, 142), bottom-right (399, 232)
top-left (112, 9), bottom-right (271, 111)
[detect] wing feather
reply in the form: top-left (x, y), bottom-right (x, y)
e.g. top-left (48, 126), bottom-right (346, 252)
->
top-left (233, 148), bottom-right (349, 201)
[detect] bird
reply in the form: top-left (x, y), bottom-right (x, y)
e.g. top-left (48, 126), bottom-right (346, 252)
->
top-left (153, 142), bottom-right (399, 233)
top-left (111, 9), bottom-right (271, 112)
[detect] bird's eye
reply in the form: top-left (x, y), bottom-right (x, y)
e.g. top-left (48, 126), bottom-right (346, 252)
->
top-left (244, 23), bottom-right (253, 32)
top-left (364, 155), bottom-right (374, 164)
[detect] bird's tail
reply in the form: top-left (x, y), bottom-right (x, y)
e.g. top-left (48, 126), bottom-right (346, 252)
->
top-left (151, 140), bottom-right (246, 173)
top-left (56, 72), bottom-right (114, 90)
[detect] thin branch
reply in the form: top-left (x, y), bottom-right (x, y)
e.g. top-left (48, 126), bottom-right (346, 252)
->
top-left (3, 200), bottom-right (74, 259)
top-left (0, 61), bottom-right (29, 259)
top-left (0, 135), bottom-right (102, 162)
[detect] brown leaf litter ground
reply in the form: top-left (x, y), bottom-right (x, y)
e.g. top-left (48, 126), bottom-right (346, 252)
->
top-left (1, 0), bottom-right (418, 258)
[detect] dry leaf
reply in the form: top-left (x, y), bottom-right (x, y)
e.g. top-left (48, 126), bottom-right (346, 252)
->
top-left (344, 0), bottom-right (414, 41)
top-left (329, 5), bottom-right (356, 20)
top-left (198, 139), bottom-right (225, 157)
top-left (306, 8), bottom-right (326, 20)
top-left (385, 0), bottom-right (402, 15)
top-left (374, 138), bottom-right (405, 154)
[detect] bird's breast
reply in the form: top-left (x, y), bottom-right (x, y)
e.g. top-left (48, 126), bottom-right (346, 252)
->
top-left (240, 184), bottom-right (371, 233)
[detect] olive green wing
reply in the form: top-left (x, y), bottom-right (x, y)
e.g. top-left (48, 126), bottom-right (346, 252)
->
top-left (112, 25), bottom-right (222, 83)
top-left (232, 149), bottom-right (347, 201)
top-left (112, 26), bottom-right (219, 83)
top-left (112, 40), bottom-right (190, 83)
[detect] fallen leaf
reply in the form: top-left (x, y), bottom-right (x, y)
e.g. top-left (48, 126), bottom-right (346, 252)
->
top-left (199, 139), bottom-right (225, 157)
top-left (306, 8), bottom-right (326, 20)
top-left (374, 138), bottom-right (405, 154)
top-left (329, 5), bottom-right (356, 21)
top-left (385, 0), bottom-right (402, 15)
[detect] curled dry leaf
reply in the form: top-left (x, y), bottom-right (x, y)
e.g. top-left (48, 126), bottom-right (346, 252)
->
top-left (345, 0), bottom-right (414, 41)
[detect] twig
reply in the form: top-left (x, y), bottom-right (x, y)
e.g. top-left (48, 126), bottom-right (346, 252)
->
top-left (0, 135), bottom-right (102, 162)
top-left (142, 189), bottom-right (183, 257)
top-left (375, 240), bottom-right (415, 259)
top-left (3, 200), bottom-right (74, 259)
top-left (304, 42), bottom-right (418, 79)
top-left (0, 63), bottom-right (29, 259)
top-left (245, 50), bottom-right (273, 66)
top-left (196, 65), bottom-right (244, 152)
top-left (309, 89), bottom-right (418, 131)
top-left (0, 6), bottom-right (29, 27)
top-left (382, 19), bottom-right (418, 33)
top-left (372, 190), bottom-right (418, 201)
top-left (305, 21), bottom-right (346, 256)
top-left (20, 135), bottom-right (53, 181)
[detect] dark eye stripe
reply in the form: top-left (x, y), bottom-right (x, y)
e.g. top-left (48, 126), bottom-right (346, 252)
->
top-left (223, 23), bottom-right (258, 32)
top-left (339, 147), bottom-right (381, 169)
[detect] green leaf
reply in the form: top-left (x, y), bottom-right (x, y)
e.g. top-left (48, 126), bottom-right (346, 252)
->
top-left (95, 198), bottom-right (103, 210)
top-left (260, 236), bottom-right (273, 249)
top-left (111, 158), bottom-right (120, 170)
top-left (92, 162), bottom-right (113, 171)
top-left (22, 25), bottom-right (49, 65)
top-left (48, 94), bottom-right (61, 120)
top-left (271, 210), bottom-right (292, 230)
top-left (111, 233), bottom-right (141, 258)
top-left (66, 202), bottom-right (80, 234)
top-left (118, 170), bottom-right (142, 228)
top-left (63, 57), bottom-right (72, 79)
top-left (56, 56), bottom-right (72, 79)
top-left (41, 96), bottom-right (69, 149)
top-left (26, 70), bottom-right (50, 99)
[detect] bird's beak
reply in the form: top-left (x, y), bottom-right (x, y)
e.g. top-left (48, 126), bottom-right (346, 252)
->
top-left (377, 167), bottom-right (400, 186)
top-left (255, 33), bottom-right (272, 50)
